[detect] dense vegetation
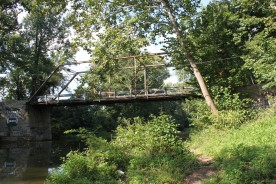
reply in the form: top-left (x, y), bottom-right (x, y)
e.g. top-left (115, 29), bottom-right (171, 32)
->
top-left (46, 115), bottom-right (197, 184)
top-left (1, 0), bottom-right (275, 183)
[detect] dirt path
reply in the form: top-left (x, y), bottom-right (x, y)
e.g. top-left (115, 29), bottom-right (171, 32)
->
top-left (184, 149), bottom-right (216, 184)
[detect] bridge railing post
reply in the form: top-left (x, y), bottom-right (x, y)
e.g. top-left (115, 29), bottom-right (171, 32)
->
top-left (130, 89), bottom-right (132, 98)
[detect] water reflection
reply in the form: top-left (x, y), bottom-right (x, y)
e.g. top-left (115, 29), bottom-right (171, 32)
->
top-left (0, 141), bottom-right (82, 184)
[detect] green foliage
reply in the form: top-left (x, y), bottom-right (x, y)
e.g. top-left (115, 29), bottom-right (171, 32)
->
top-left (0, 0), bottom-right (73, 100)
top-left (182, 100), bottom-right (249, 130)
top-left (51, 100), bottom-right (190, 139)
top-left (189, 107), bottom-right (276, 183)
top-left (114, 115), bottom-right (181, 155)
top-left (47, 115), bottom-right (197, 183)
top-left (0, 1), bottom-right (20, 71)
top-left (183, 87), bottom-right (253, 129)
top-left (212, 87), bottom-right (250, 110)
top-left (47, 129), bottom-right (125, 184)
top-left (185, 0), bottom-right (252, 89)
top-left (211, 110), bottom-right (249, 129)
top-left (51, 106), bottom-right (118, 139)
top-left (229, 0), bottom-right (276, 90)
top-left (114, 115), bottom-right (195, 183)
top-left (46, 151), bottom-right (121, 184)
top-left (77, 25), bottom-right (169, 96)
top-left (182, 99), bottom-right (212, 129)
top-left (211, 87), bottom-right (253, 129)
top-left (242, 23), bottom-right (276, 89)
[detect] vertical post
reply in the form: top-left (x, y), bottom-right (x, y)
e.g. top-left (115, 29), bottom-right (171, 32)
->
top-left (134, 57), bottom-right (137, 96)
top-left (144, 66), bottom-right (147, 96)
top-left (99, 91), bottom-right (101, 102)
top-left (130, 89), bottom-right (132, 97)
top-left (108, 74), bottom-right (111, 92)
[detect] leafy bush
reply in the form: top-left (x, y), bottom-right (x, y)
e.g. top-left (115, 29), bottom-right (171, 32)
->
top-left (114, 115), bottom-right (197, 183)
top-left (47, 115), bottom-right (197, 183)
top-left (182, 87), bottom-right (254, 129)
top-left (46, 150), bottom-right (122, 184)
top-left (212, 87), bottom-right (250, 110)
top-left (211, 109), bottom-right (249, 129)
top-left (182, 99), bottom-right (213, 129)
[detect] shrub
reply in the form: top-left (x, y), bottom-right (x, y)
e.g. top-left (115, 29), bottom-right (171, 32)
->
top-left (182, 87), bottom-right (254, 130)
top-left (212, 87), bottom-right (250, 111)
top-left (182, 99), bottom-right (213, 129)
top-left (46, 129), bottom-right (124, 184)
top-left (47, 115), bottom-right (197, 183)
top-left (211, 109), bottom-right (249, 129)
top-left (114, 115), bottom-right (197, 183)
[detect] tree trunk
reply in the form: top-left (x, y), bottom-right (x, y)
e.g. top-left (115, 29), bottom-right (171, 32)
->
top-left (161, 0), bottom-right (218, 113)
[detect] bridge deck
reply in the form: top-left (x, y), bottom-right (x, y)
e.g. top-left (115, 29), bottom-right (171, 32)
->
top-left (30, 93), bottom-right (199, 106)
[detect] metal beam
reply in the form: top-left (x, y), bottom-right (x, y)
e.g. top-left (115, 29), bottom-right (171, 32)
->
top-left (64, 53), bottom-right (167, 65)
top-left (55, 71), bottom-right (87, 99)
top-left (115, 52), bottom-right (166, 59)
top-left (28, 64), bottom-right (63, 103)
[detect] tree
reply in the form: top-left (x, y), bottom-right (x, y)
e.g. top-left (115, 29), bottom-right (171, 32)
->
top-left (0, 1), bottom-right (31, 100)
top-left (22, 2), bottom-right (72, 96)
top-left (1, 1), bottom-right (73, 100)
top-left (232, 0), bottom-right (276, 89)
top-left (0, 0), bottom-right (21, 72)
top-left (185, 1), bottom-right (253, 92)
top-left (4, 32), bottom-right (34, 100)
top-left (69, 0), bottom-right (218, 113)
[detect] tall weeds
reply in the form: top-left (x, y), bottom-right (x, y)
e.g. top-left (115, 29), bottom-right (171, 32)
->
top-left (189, 106), bottom-right (276, 183)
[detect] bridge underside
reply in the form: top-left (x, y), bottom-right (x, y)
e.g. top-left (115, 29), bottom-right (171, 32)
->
top-left (31, 94), bottom-right (199, 107)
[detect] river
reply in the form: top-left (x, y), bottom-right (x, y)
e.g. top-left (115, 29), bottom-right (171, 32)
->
top-left (0, 140), bottom-right (83, 184)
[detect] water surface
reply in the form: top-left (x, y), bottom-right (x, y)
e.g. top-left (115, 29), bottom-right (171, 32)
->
top-left (0, 141), bottom-right (82, 184)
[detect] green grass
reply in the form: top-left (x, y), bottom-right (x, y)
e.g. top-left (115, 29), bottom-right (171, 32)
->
top-left (188, 107), bottom-right (276, 183)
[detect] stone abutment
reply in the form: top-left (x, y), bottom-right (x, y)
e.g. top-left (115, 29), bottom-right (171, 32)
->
top-left (0, 101), bottom-right (51, 142)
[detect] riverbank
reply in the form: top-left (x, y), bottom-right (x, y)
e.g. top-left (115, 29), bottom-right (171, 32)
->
top-left (44, 107), bottom-right (276, 183)
top-left (187, 106), bottom-right (276, 183)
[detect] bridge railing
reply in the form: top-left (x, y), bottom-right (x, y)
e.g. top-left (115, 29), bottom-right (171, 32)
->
top-left (34, 87), bottom-right (195, 104)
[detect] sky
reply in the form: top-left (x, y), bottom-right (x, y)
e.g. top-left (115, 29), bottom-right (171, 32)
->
top-left (202, 0), bottom-right (212, 6)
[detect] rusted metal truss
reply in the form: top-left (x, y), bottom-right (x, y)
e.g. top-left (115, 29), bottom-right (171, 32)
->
top-left (28, 52), bottom-right (194, 105)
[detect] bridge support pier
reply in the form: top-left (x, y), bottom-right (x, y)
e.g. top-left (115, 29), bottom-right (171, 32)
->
top-left (27, 105), bottom-right (52, 141)
top-left (0, 101), bottom-right (52, 142)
